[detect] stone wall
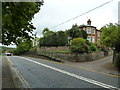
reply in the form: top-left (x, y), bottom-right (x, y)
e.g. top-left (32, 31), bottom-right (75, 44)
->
top-left (37, 50), bottom-right (113, 62)
top-left (37, 46), bottom-right (69, 51)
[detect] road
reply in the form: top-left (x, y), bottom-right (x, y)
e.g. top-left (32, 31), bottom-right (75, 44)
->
top-left (7, 56), bottom-right (119, 89)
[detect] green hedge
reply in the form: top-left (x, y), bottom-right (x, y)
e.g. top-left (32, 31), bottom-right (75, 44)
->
top-left (70, 38), bottom-right (87, 53)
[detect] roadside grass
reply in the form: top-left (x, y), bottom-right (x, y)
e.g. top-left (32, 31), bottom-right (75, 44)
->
top-left (48, 50), bottom-right (71, 53)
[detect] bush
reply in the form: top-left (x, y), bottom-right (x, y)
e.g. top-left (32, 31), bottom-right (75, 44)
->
top-left (70, 38), bottom-right (87, 53)
top-left (89, 43), bottom-right (98, 52)
top-left (13, 40), bottom-right (32, 55)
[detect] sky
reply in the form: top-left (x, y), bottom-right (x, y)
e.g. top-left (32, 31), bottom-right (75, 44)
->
top-left (1, 0), bottom-right (119, 48)
top-left (32, 0), bottom-right (119, 37)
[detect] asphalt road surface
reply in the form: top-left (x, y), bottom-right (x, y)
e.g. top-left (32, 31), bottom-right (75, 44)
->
top-left (8, 56), bottom-right (119, 89)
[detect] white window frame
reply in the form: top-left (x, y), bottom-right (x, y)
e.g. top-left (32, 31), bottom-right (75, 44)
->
top-left (87, 27), bottom-right (91, 34)
top-left (97, 32), bottom-right (100, 37)
top-left (92, 37), bottom-right (95, 43)
top-left (92, 28), bottom-right (95, 34)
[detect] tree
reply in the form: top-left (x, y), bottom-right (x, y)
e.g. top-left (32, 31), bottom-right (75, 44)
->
top-left (13, 38), bottom-right (32, 55)
top-left (100, 23), bottom-right (120, 67)
top-left (67, 24), bottom-right (87, 39)
top-left (70, 38), bottom-right (88, 53)
top-left (2, 2), bottom-right (43, 45)
top-left (42, 28), bottom-right (54, 37)
top-left (56, 31), bottom-right (67, 46)
top-left (39, 29), bottom-right (68, 47)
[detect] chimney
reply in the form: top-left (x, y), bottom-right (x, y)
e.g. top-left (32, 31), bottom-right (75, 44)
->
top-left (87, 19), bottom-right (91, 25)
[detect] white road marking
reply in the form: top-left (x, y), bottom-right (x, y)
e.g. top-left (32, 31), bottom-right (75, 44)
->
top-left (18, 56), bottom-right (119, 89)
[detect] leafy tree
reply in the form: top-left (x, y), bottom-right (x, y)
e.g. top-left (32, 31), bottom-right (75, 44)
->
top-left (2, 2), bottom-right (43, 45)
top-left (56, 31), bottom-right (67, 46)
top-left (42, 28), bottom-right (49, 35)
top-left (89, 43), bottom-right (98, 52)
top-left (13, 38), bottom-right (32, 55)
top-left (67, 24), bottom-right (87, 39)
top-left (39, 30), bottom-right (67, 47)
top-left (70, 38), bottom-right (88, 53)
top-left (81, 30), bottom-right (87, 39)
top-left (100, 23), bottom-right (120, 67)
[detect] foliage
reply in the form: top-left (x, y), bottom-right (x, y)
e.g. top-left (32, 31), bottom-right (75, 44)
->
top-left (0, 46), bottom-right (15, 53)
top-left (13, 39), bottom-right (32, 55)
top-left (100, 23), bottom-right (120, 68)
top-left (100, 23), bottom-right (120, 52)
top-left (67, 24), bottom-right (88, 39)
top-left (39, 29), bottom-right (68, 47)
top-left (48, 50), bottom-right (71, 53)
top-left (70, 38), bottom-right (88, 53)
top-left (89, 43), bottom-right (98, 52)
top-left (2, 2), bottom-right (43, 45)
top-left (42, 28), bottom-right (54, 36)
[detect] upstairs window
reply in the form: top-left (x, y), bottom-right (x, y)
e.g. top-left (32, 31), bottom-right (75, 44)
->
top-left (97, 32), bottom-right (100, 37)
top-left (92, 28), bottom-right (95, 34)
top-left (87, 27), bottom-right (91, 34)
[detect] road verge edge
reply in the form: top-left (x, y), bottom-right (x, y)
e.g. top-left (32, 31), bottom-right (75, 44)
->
top-left (5, 56), bottom-right (31, 89)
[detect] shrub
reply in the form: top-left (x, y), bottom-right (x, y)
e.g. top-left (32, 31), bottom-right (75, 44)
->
top-left (70, 38), bottom-right (87, 53)
top-left (89, 43), bottom-right (98, 52)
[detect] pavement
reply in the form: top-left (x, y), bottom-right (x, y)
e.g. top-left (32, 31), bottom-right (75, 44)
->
top-left (0, 56), bottom-right (2, 90)
top-left (2, 56), bottom-right (15, 88)
top-left (6, 56), bottom-right (120, 88)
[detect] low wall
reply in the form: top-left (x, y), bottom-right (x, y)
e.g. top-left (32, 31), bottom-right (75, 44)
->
top-left (37, 46), bottom-right (69, 51)
top-left (38, 50), bottom-right (113, 62)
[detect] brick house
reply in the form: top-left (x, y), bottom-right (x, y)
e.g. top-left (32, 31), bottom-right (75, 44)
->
top-left (79, 19), bottom-right (101, 43)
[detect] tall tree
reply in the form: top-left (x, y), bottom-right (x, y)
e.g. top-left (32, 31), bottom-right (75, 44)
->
top-left (100, 23), bottom-right (120, 67)
top-left (67, 24), bottom-right (87, 39)
top-left (2, 2), bottom-right (43, 45)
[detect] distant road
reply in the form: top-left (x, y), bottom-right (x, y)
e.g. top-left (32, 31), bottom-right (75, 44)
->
top-left (8, 56), bottom-right (119, 89)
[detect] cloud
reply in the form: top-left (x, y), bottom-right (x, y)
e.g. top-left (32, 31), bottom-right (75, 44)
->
top-left (32, 0), bottom-right (119, 37)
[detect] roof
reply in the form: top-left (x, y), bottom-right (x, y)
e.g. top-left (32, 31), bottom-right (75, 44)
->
top-left (79, 24), bottom-right (96, 28)
top-left (79, 24), bottom-right (102, 32)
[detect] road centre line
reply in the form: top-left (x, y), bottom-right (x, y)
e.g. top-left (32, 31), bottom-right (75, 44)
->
top-left (17, 56), bottom-right (119, 89)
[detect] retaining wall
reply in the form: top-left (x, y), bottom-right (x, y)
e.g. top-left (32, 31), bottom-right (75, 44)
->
top-left (37, 50), bottom-right (113, 62)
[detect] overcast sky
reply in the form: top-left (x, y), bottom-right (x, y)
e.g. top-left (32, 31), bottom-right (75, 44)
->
top-left (1, 0), bottom-right (119, 48)
top-left (32, 0), bottom-right (119, 37)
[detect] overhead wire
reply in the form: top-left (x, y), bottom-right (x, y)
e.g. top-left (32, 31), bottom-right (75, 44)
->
top-left (49, 0), bottom-right (114, 29)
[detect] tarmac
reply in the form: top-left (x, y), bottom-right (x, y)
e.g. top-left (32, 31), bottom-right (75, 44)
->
top-left (65, 55), bottom-right (120, 77)
top-left (1, 55), bottom-right (120, 89)
top-left (2, 56), bottom-right (15, 88)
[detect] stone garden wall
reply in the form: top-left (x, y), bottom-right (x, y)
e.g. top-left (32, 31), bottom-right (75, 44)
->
top-left (37, 49), bottom-right (113, 62)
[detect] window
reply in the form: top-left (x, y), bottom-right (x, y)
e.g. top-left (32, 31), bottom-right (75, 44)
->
top-left (92, 28), bottom-right (95, 34)
top-left (87, 37), bottom-right (91, 42)
top-left (92, 37), bottom-right (95, 42)
top-left (87, 27), bottom-right (91, 34)
top-left (97, 32), bottom-right (100, 37)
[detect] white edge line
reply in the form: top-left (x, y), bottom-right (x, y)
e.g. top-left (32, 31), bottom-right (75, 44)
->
top-left (18, 56), bottom-right (119, 89)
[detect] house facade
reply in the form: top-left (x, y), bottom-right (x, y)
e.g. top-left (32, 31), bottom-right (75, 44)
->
top-left (79, 19), bottom-right (101, 43)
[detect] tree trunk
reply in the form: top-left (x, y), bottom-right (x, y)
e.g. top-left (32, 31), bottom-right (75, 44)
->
top-left (113, 49), bottom-right (120, 69)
